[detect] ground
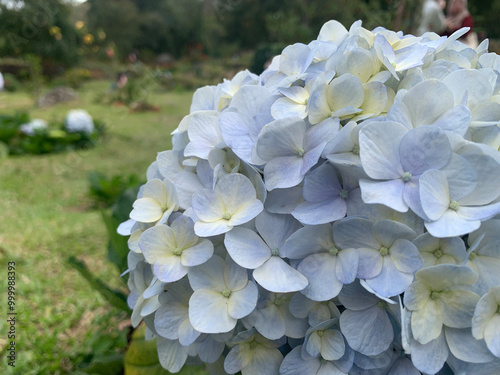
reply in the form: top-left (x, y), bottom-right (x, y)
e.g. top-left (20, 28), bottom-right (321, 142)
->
top-left (0, 82), bottom-right (203, 374)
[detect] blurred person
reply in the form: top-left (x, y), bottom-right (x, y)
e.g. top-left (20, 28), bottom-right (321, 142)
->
top-left (443, 0), bottom-right (478, 48)
top-left (417, 0), bottom-right (447, 35)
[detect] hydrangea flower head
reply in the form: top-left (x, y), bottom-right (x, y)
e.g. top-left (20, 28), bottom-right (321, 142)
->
top-left (65, 109), bottom-right (94, 134)
top-left (120, 19), bottom-right (500, 374)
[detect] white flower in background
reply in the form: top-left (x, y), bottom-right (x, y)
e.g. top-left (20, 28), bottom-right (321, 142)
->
top-left (118, 18), bottom-right (500, 374)
top-left (19, 119), bottom-right (48, 136)
top-left (64, 109), bottom-right (94, 134)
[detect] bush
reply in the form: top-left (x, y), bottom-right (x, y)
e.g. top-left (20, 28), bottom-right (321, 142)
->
top-left (0, 112), bottom-right (106, 156)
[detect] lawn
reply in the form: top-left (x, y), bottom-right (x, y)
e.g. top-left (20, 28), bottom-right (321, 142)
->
top-left (0, 81), bottom-right (205, 374)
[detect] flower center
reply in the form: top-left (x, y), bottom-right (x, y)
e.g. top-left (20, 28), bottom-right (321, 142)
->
top-left (379, 246), bottom-right (389, 256)
top-left (329, 246), bottom-right (339, 256)
top-left (271, 248), bottom-right (280, 256)
top-left (402, 172), bottom-right (412, 182)
top-left (317, 330), bottom-right (324, 337)
top-left (352, 145), bottom-right (360, 155)
top-left (469, 251), bottom-right (477, 260)
top-left (377, 300), bottom-right (387, 310)
top-left (297, 148), bottom-right (305, 157)
top-left (222, 212), bottom-right (232, 220)
top-left (430, 291), bottom-right (441, 300)
top-left (249, 340), bottom-right (258, 349)
top-left (339, 189), bottom-right (349, 199)
top-left (449, 201), bottom-right (459, 211)
top-left (222, 289), bottom-right (231, 298)
top-left (172, 248), bottom-right (183, 256)
top-left (433, 249), bottom-right (443, 258)
top-left (274, 296), bottom-right (285, 306)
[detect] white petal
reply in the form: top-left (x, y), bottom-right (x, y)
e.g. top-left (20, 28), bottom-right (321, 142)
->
top-left (225, 227), bottom-right (271, 269)
top-left (228, 281), bottom-right (258, 319)
top-left (359, 121), bottom-right (407, 179)
top-left (189, 289), bottom-right (235, 333)
top-left (253, 257), bottom-right (308, 293)
top-left (157, 337), bottom-right (188, 373)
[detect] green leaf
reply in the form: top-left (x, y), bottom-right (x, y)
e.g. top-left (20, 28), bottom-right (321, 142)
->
top-left (68, 256), bottom-right (130, 312)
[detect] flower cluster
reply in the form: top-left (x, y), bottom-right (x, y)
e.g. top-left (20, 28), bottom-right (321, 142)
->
top-left (120, 20), bottom-right (500, 374)
top-left (65, 109), bottom-right (94, 134)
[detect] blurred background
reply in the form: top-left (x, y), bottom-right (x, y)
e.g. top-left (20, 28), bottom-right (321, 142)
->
top-left (0, 0), bottom-right (498, 374)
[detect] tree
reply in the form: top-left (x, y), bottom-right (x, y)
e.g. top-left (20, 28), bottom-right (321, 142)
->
top-left (0, 0), bottom-right (81, 67)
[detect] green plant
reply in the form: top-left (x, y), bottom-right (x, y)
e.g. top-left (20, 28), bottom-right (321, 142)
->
top-left (88, 171), bottom-right (141, 208)
top-left (2, 73), bottom-right (21, 92)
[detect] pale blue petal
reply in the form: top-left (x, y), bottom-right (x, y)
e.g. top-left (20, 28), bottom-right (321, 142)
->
top-left (194, 220), bottom-right (232, 237)
top-left (224, 257), bottom-right (249, 291)
top-left (224, 344), bottom-right (251, 374)
top-left (298, 253), bottom-right (343, 301)
top-left (302, 163), bottom-right (341, 202)
top-left (372, 220), bottom-right (416, 247)
top-left (389, 239), bottom-right (423, 273)
top-left (364, 256), bottom-right (414, 297)
top-left (254, 304), bottom-right (286, 340)
top-left (409, 331), bottom-right (449, 375)
top-left (255, 211), bottom-right (302, 251)
top-left (340, 306), bottom-right (393, 356)
top-left (189, 289), bottom-right (235, 333)
top-left (356, 248), bottom-right (384, 279)
top-left (243, 346), bottom-right (283, 375)
top-left (178, 319), bottom-right (200, 346)
top-left (191, 189), bottom-right (225, 222)
top-left (264, 156), bottom-right (304, 190)
top-left (225, 227), bottom-right (271, 269)
top-left (228, 281), bottom-right (258, 319)
top-left (181, 239), bottom-right (214, 267)
top-left (444, 327), bottom-right (495, 363)
top-left (219, 111), bottom-right (256, 164)
top-left (419, 170), bottom-right (450, 221)
top-left (280, 346), bottom-right (320, 375)
top-left (338, 281), bottom-right (379, 311)
top-left (157, 337), bottom-right (188, 373)
top-left (399, 126), bottom-right (451, 175)
top-left (336, 248), bottom-right (359, 284)
top-left (229, 200), bottom-right (264, 227)
top-left (360, 179), bottom-right (408, 213)
top-left (254, 257), bottom-right (308, 293)
top-left (188, 255), bottom-right (226, 291)
top-left (265, 186), bottom-right (304, 214)
top-left (359, 121), bottom-right (407, 179)
top-left (196, 335), bottom-right (224, 363)
top-left (153, 256), bottom-right (188, 283)
top-left (256, 117), bottom-right (306, 161)
top-left (292, 198), bottom-right (346, 225)
top-left (424, 210), bottom-right (480, 238)
top-left (283, 224), bottom-right (333, 259)
top-left (333, 217), bottom-right (380, 250)
top-left (155, 302), bottom-right (187, 340)
top-left (321, 330), bottom-right (346, 361)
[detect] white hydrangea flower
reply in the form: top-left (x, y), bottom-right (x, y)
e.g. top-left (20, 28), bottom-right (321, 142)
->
top-left (118, 18), bottom-right (500, 373)
top-left (19, 119), bottom-right (47, 136)
top-left (65, 109), bottom-right (94, 134)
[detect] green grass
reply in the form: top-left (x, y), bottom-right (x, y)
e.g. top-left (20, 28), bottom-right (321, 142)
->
top-left (0, 82), bottom-right (205, 374)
